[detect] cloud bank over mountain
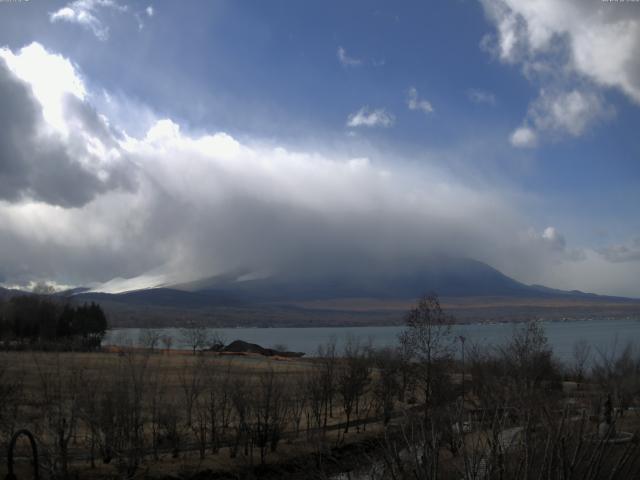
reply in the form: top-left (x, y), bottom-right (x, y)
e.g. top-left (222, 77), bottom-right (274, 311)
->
top-left (0, 42), bottom-right (638, 296)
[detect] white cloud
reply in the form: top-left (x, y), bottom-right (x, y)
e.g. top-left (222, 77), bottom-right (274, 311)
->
top-left (480, 0), bottom-right (640, 145)
top-left (0, 44), bottom-right (522, 290)
top-left (510, 126), bottom-right (537, 148)
top-left (467, 88), bottom-right (496, 105)
top-left (50, 0), bottom-right (128, 40)
top-left (346, 107), bottom-right (395, 128)
top-left (146, 6), bottom-right (154, 17)
top-left (337, 46), bottom-right (363, 67)
top-left (0, 42), bottom-right (86, 134)
top-left (599, 238), bottom-right (640, 263)
top-left (541, 226), bottom-right (566, 251)
top-left (407, 87), bottom-right (434, 114)
top-left (511, 89), bottom-right (613, 147)
top-left (525, 226), bottom-right (564, 251)
top-left (0, 43), bottom-right (132, 207)
top-left (524, 226), bottom-right (586, 263)
top-left (528, 89), bottom-right (613, 137)
top-left (481, 0), bottom-right (640, 87)
top-left (336, 47), bottom-right (385, 68)
top-left (2, 42), bottom-right (639, 297)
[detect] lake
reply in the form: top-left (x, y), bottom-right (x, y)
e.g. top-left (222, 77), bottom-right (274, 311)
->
top-left (104, 318), bottom-right (640, 363)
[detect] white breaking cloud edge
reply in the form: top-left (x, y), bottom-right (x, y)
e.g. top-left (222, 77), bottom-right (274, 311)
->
top-left (50, 0), bottom-right (153, 39)
top-left (480, 0), bottom-right (640, 147)
top-left (510, 89), bottom-right (614, 148)
top-left (50, 0), bottom-right (127, 40)
top-left (336, 47), bottom-right (385, 68)
top-left (529, 89), bottom-right (614, 137)
top-left (598, 238), bottom-right (640, 263)
top-left (407, 87), bottom-right (434, 114)
top-left (337, 46), bottom-right (363, 67)
top-left (467, 88), bottom-right (496, 105)
top-left (346, 106), bottom-right (395, 128)
top-left (1, 42), bottom-right (640, 296)
top-left (510, 126), bottom-right (537, 148)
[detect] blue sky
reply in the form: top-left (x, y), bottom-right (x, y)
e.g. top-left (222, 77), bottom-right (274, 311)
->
top-left (0, 0), bottom-right (639, 296)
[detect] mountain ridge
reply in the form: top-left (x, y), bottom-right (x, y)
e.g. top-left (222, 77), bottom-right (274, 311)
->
top-left (159, 257), bottom-right (636, 303)
top-left (3, 257), bottom-right (639, 327)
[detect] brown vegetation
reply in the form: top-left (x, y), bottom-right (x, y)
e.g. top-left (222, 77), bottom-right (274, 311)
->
top-left (3, 294), bottom-right (640, 479)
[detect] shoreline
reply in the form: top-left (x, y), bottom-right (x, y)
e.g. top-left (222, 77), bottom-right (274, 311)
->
top-left (105, 315), bottom-right (640, 331)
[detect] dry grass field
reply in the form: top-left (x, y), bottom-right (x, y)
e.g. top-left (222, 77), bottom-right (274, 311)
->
top-left (3, 315), bottom-right (640, 479)
top-left (0, 348), bottom-right (396, 479)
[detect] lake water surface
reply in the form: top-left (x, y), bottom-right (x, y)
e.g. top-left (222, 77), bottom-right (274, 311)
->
top-left (105, 318), bottom-right (640, 362)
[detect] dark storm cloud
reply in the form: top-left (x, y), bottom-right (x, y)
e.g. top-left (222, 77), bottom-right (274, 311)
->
top-left (0, 58), bottom-right (133, 207)
top-left (62, 94), bottom-right (125, 147)
top-left (0, 57), bottom-right (40, 202)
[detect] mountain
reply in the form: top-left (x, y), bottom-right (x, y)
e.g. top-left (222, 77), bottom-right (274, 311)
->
top-left (78, 287), bottom-right (240, 308)
top-left (167, 257), bottom-right (629, 302)
top-left (66, 256), bottom-right (640, 327)
top-left (0, 286), bottom-right (33, 300)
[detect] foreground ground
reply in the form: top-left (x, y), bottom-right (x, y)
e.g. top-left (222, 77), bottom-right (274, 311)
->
top-left (3, 321), bottom-right (640, 480)
top-left (0, 349), bottom-right (400, 479)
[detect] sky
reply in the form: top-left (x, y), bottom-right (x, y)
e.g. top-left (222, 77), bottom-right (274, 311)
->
top-left (0, 0), bottom-right (639, 297)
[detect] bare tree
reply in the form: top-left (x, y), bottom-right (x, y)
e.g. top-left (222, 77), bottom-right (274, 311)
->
top-left (229, 375), bottom-right (252, 459)
top-left (252, 368), bottom-right (288, 464)
top-left (288, 373), bottom-right (307, 437)
top-left (0, 354), bottom-right (24, 449)
top-left (371, 347), bottom-right (401, 426)
top-left (379, 405), bottom-right (640, 480)
top-left (304, 369), bottom-right (325, 439)
top-left (467, 341), bottom-right (505, 410)
top-left (179, 356), bottom-right (208, 459)
top-left (147, 359), bottom-right (168, 461)
top-left (158, 402), bottom-right (182, 458)
top-left (499, 320), bottom-right (561, 409)
top-left (208, 330), bottom-right (226, 352)
top-left (107, 350), bottom-right (150, 477)
top-left (377, 410), bottom-right (445, 480)
top-left (180, 324), bottom-right (210, 355)
top-left (160, 334), bottom-right (173, 353)
top-left (402, 294), bottom-right (454, 415)
top-left (205, 360), bottom-right (233, 454)
top-left (592, 342), bottom-right (640, 417)
top-left (571, 338), bottom-right (592, 382)
top-left (396, 331), bottom-right (415, 403)
top-left (317, 338), bottom-right (338, 429)
top-left (337, 337), bottom-right (371, 433)
top-left (78, 365), bottom-right (106, 469)
top-left (139, 328), bottom-right (161, 352)
top-left (34, 353), bottom-right (83, 479)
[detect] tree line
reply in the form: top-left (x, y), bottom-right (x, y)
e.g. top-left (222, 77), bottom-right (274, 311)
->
top-left (0, 295), bottom-right (108, 349)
